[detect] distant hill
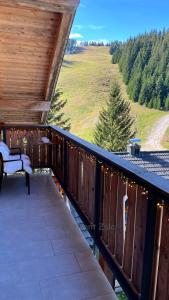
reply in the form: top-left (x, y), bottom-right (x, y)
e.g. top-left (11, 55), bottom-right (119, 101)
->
top-left (57, 46), bottom-right (167, 143)
top-left (110, 30), bottom-right (169, 109)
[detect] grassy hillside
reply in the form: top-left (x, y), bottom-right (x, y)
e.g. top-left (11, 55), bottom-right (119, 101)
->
top-left (57, 46), bottom-right (167, 144)
top-left (162, 128), bottom-right (169, 149)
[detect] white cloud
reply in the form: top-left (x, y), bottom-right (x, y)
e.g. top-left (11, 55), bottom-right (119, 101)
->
top-left (88, 24), bottom-right (105, 30)
top-left (74, 25), bottom-right (84, 30)
top-left (70, 33), bottom-right (84, 39)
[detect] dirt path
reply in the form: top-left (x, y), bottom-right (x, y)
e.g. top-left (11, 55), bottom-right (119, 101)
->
top-left (142, 114), bottom-right (169, 151)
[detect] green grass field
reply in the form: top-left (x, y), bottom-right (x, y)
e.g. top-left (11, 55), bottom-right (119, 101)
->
top-left (58, 46), bottom-right (167, 144)
top-left (162, 127), bottom-right (169, 149)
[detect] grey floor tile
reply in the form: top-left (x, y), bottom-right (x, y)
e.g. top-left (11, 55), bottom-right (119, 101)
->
top-left (18, 254), bottom-right (81, 283)
top-left (0, 240), bottom-right (54, 264)
top-left (0, 281), bottom-right (43, 300)
top-left (51, 235), bottom-right (90, 255)
top-left (40, 270), bottom-right (115, 300)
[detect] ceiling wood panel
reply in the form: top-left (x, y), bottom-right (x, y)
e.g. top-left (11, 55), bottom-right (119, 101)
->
top-left (0, 1), bottom-right (79, 124)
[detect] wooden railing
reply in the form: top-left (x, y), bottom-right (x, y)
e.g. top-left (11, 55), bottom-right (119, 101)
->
top-left (2, 124), bottom-right (169, 300)
top-left (2, 125), bottom-right (51, 168)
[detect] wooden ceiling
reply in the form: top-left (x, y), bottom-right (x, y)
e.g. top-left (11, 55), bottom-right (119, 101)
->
top-left (0, 0), bottom-right (79, 124)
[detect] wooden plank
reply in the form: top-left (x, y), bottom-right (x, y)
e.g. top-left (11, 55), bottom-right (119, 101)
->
top-left (155, 205), bottom-right (169, 300)
top-left (123, 183), bottom-right (137, 279)
top-left (0, 0), bottom-right (80, 13)
top-left (132, 186), bottom-right (148, 293)
top-left (104, 171), bottom-right (111, 246)
top-left (0, 32), bottom-right (56, 44)
top-left (0, 23), bottom-right (58, 38)
top-left (150, 201), bottom-right (164, 300)
top-left (0, 100), bottom-right (50, 112)
top-left (88, 158), bottom-right (96, 223)
top-left (114, 176), bottom-right (126, 266)
top-left (109, 173), bottom-right (118, 255)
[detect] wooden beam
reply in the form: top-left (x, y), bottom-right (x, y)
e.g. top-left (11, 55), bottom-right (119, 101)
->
top-left (0, 0), bottom-right (80, 13)
top-left (42, 12), bottom-right (74, 123)
top-left (0, 100), bottom-right (51, 112)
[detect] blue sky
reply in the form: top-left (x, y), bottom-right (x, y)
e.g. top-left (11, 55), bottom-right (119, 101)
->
top-left (70, 0), bottom-right (169, 42)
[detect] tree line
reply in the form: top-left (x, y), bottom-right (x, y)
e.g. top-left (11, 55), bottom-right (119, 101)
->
top-left (110, 30), bottom-right (169, 110)
top-left (66, 39), bottom-right (111, 54)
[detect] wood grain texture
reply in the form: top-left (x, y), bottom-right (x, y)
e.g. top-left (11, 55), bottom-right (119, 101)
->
top-left (5, 126), bottom-right (51, 167)
top-left (42, 12), bottom-right (74, 123)
top-left (155, 206), bottom-right (169, 300)
top-left (123, 183), bottom-right (137, 279)
top-left (0, 3), bottom-right (76, 124)
top-left (0, 0), bottom-right (80, 13)
top-left (114, 177), bottom-right (126, 266)
top-left (132, 186), bottom-right (148, 293)
top-left (0, 100), bottom-right (50, 111)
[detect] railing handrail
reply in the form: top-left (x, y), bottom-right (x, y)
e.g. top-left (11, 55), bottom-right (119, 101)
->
top-left (50, 125), bottom-right (169, 201)
top-left (2, 125), bottom-right (49, 129)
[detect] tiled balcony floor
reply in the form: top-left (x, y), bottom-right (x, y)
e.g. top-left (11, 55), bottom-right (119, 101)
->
top-left (0, 174), bottom-right (117, 300)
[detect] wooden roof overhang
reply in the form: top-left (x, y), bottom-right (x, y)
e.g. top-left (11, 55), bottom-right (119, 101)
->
top-left (0, 0), bottom-right (79, 124)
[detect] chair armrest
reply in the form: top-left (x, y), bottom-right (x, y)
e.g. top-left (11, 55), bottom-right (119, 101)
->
top-left (4, 159), bottom-right (22, 163)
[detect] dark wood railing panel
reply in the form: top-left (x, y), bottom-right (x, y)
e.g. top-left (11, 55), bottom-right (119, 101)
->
top-left (155, 204), bottom-right (169, 300)
top-left (66, 144), bottom-right (96, 224)
top-left (123, 182), bottom-right (137, 279)
top-left (114, 176), bottom-right (126, 266)
top-left (108, 172), bottom-right (118, 255)
top-left (99, 167), bottom-right (148, 295)
top-left (67, 144), bottom-right (79, 200)
top-left (2, 126), bottom-right (51, 168)
top-left (50, 129), bottom-right (65, 181)
top-left (132, 186), bottom-right (148, 292)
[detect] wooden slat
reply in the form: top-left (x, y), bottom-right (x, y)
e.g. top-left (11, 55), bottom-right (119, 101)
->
top-left (0, 0), bottom-right (80, 13)
top-left (109, 174), bottom-right (118, 255)
top-left (102, 170), bottom-right (111, 246)
top-left (0, 100), bottom-right (50, 112)
top-left (155, 205), bottom-right (169, 300)
top-left (132, 186), bottom-right (148, 292)
top-left (123, 183), bottom-right (137, 279)
top-left (114, 177), bottom-right (126, 266)
top-left (88, 158), bottom-right (96, 223)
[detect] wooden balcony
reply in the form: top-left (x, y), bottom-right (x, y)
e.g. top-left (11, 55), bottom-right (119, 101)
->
top-left (1, 124), bottom-right (169, 300)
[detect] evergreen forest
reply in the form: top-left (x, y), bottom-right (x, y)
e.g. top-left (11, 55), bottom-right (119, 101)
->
top-left (110, 30), bottom-right (169, 110)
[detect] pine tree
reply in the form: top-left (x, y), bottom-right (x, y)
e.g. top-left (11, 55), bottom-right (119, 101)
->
top-left (46, 90), bottom-right (71, 131)
top-left (94, 82), bottom-right (135, 152)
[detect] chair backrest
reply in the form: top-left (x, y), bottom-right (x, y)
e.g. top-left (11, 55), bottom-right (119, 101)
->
top-left (0, 153), bottom-right (3, 177)
top-left (0, 141), bottom-right (10, 160)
